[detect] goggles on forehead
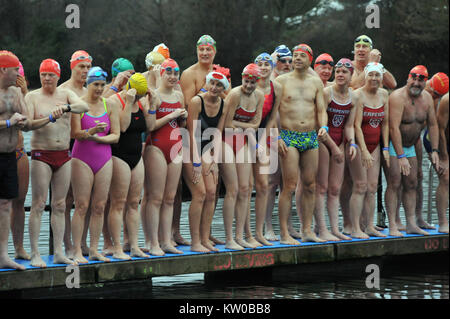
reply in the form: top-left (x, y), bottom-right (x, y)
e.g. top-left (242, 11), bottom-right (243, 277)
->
top-left (71, 55), bottom-right (93, 62)
top-left (293, 45), bottom-right (312, 56)
top-left (410, 73), bottom-right (427, 81)
top-left (92, 70), bottom-right (108, 78)
top-left (355, 37), bottom-right (372, 46)
top-left (316, 60), bottom-right (335, 67)
top-left (242, 73), bottom-right (260, 80)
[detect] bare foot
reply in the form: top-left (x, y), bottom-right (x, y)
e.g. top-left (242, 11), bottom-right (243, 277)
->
top-left (438, 224), bottom-right (449, 234)
top-left (343, 227), bottom-right (352, 235)
top-left (280, 235), bottom-right (301, 245)
top-left (0, 257), bottom-right (26, 271)
top-left (30, 253), bottom-right (47, 268)
top-left (332, 231), bottom-right (352, 241)
top-left (14, 248), bottom-right (30, 260)
top-left (161, 244), bottom-right (183, 254)
top-left (190, 243), bottom-right (210, 253)
top-left (289, 228), bottom-right (302, 239)
top-left (389, 229), bottom-right (404, 237)
top-left (225, 239), bottom-right (244, 251)
top-left (318, 230), bottom-right (341, 242)
top-left (54, 252), bottom-right (77, 265)
top-left (416, 219), bottom-right (436, 230)
top-left (236, 238), bottom-right (258, 249)
top-left (302, 231), bottom-right (326, 243)
top-left (351, 230), bottom-right (370, 239)
top-left (406, 225), bottom-right (429, 236)
top-left (112, 250), bottom-right (132, 260)
top-left (264, 229), bottom-right (278, 242)
top-left (130, 247), bottom-right (149, 258)
top-left (90, 251), bottom-right (110, 262)
top-left (73, 252), bottom-right (89, 264)
top-left (173, 234), bottom-right (190, 246)
top-left (396, 223), bottom-right (406, 231)
top-left (102, 247), bottom-right (114, 256)
top-left (246, 236), bottom-right (263, 248)
top-left (202, 241), bottom-right (219, 252)
top-left (149, 246), bottom-right (165, 256)
top-left (210, 235), bottom-right (225, 245)
top-left (255, 235), bottom-right (273, 247)
top-left (365, 227), bottom-right (387, 238)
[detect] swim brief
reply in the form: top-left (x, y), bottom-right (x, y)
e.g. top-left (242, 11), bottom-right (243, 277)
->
top-left (389, 141), bottom-right (416, 158)
top-left (0, 152), bottom-right (19, 199)
top-left (31, 149), bottom-right (71, 172)
top-left (280, 130), bottom-right (319, 152)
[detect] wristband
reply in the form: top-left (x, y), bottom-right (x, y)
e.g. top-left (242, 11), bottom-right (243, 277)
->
top-left (432, 149), bottom-right (440, 154)
top-left (382, 147), bottom-right (389, 151)
top-left (65, 104), bottom-right (72, 113)
top-left (148, 110), bottom-right (157, 115)
top-left (321, 126), bottom-right (329, 133)
top-left (49, 115), bottom-right (56, 123)
top-left (350, 143), bottom-right (358, 149)
top-left (397, 154), bottom-right (406, 159)
top-left (193, 162), bottom-right (202, 167)
top-left (6, 119), bottom-right (11, 128)
top-left (110, 86), bottom-right (119, 92)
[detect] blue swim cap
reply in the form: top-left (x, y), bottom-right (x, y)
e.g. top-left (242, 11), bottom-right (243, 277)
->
top-left (255, 53), bottom-right (274, 68)
top-left (273, 45), bottom-right (292, 59)
top-left (87, 66), bottom-right (108, 85)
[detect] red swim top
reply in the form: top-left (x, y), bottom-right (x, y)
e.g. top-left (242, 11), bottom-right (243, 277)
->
top-left (327, 89), bottom-right (352, 146)
top-left (362, 104), bottom-right (385, 154)
top-left (262, 81), bottom-right (275, 121)
top-left (233, 105), bottom-right (257, 123)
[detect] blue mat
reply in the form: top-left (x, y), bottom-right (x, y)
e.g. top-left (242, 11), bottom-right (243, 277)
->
top-left (0, 228), bottom-right (446, 272)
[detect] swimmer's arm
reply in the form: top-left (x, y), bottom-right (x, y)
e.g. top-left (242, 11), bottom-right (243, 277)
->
top-left (383, 70), bottom-right (397, 90)
top-left (178, 91), bottom-right (187, 128)
top-left (92, 103), bottom-right (121, 144)
top-left (344, 91), bottom-right (356, 144)
top-left (316, 79), bottom-right (327, 129)
top-left (180, 70), bottom-right (197, 109)
top-left (23, 93), bottom-right (51, 131)
top-left (142, 93), bottom-right (157, 133)
top-left (437, 95), bottom-right (449, 160)
top-left (426, 94), bottom-right (439, 151)
top-left (66, 90), bottom-right (90, 114)
top-left (388, 91), bottom-right (405, 155)
top-left (224, 89), bottom-right (239, 129)
top-left (381, 90), bottom-right (390, 149)
top-left (187, 96), bottom-right (202, 164)
top-left (354, 92), bottom-right (369, 153)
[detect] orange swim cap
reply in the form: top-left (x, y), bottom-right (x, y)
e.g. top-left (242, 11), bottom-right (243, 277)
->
top-left (430, 72), bottom-right (449, 96)
top-left (40, 59), bottom-right (61, 77)
top-left (409, 65), bottom-right (428, 80)
top-left (153, 44), bottom-right (170, 60)
top-left (0, 50), bottom-right (20, 68)
top-left (70, 50), bottom-right (93, 70)
top-left (293, 44), bottom-right (314, 63)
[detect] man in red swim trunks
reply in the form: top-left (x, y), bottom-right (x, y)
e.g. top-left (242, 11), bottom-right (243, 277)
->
top-left (26, 58), bottom-right (89, 267)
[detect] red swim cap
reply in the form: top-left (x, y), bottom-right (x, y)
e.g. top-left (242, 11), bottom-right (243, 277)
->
top-left (160, 58), bottom-right (180, 76)
top-left (40, 59), bottom-right (61, 77)
top-left (409, 65), bottom-right (428, 80)
top-left (0, 50), bottom-right (20, 68)
top-left (293, 44), bottom-right (314, 63)
top-left (242, 63), bottom-right (261, 79)
top-left (430, 72), bottom-right (449, 96)
top-left (70, 50), bottom-right (92, 70)
top-left (314, 53), bottom-right (333, 68)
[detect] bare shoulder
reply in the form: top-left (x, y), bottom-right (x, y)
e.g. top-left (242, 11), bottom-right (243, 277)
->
top-left (274, 73), bottom-right (290, 85)
top-left (180, 65), bottom-right (196, 80)
top-left (378, 88), bottom-right (389, 99)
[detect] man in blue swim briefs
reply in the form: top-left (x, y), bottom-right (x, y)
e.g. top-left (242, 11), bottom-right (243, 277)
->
top-left (385, 65), bottom-right (440, 237)
top-left (273, 44), bottom-right (328, 245)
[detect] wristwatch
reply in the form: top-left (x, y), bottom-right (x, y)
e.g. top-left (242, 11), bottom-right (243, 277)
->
top-left (65, 104), bottom-right (72, 113)
top-left (432, 149), bottom-right (440, 154)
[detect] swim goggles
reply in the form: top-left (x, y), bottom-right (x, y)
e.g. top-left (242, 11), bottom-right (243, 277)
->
top-left (293, 45), bottom-right (313, 56)
top-left (162, 66), bottom-right (180, 73)
top-left (70, 55), bottom-right (93, 62)
top-left (316, 60), bottom-right (335, 67)
top-left (254, 53), bottom-right (274, 68)
top-left (92, 70), bottom-right (108, 78)
top-left (335, 61), bottom-right (352, 68)
top-left (410, 73), bottom-right (428, 81)
top-left (278, 58), bottom-right (292, 64)
top-left (354, 36), bottom-right (373, 47)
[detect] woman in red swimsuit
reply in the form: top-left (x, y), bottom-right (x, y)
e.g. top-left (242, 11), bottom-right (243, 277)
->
top-left (315, 59), bottom-right (357, 242)
top-left (143, 58), bottom-right (188, 256)
top-left (220, 64), bottom-right (265, 250)
top-left (349, 62), bottom-right (390, 239)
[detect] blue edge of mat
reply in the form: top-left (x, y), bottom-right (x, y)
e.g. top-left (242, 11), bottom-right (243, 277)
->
top-left (1, 228), bottom-right (446, 272)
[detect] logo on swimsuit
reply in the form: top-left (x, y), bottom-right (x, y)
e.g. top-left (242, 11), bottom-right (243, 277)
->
top-left (332, 115), bottom-right (345, 127)
top-left (65, 4), bottom-right (80, 29)
top-left (169, 119), bottom-right (178, 129)
top-left (369, 118), bottom-right (382, 128)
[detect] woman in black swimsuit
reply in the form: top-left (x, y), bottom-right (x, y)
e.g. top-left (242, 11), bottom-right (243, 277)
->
top-left (105, 74), bottom-right (156, 260)
top-left (182, 71), bottom-right (230, 252)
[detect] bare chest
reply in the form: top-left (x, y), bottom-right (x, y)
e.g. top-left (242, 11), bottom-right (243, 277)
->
top-left (402, 102), bottom-right (427, 125)
top-left (0, 90), bottom-right (21, 116)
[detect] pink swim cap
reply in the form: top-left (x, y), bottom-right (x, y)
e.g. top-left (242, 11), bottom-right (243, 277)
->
top-left (18, 62), bottom-right (25, 77)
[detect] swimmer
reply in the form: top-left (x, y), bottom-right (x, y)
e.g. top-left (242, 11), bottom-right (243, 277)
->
top-left (385, 65), bottom-right (439, 237)
top-left (274, 44), bottom-right (328, 244)
top-left (105, 73), bottom-right (156, 259)
top-left (349, 62), bottom-right (390, 239)
top-left (314, 53), bottom-right (335, 87)
top-left (70, 67), bottom-right (120, 263)
top-left (271, 45), bottom-right (293, 80)
top-left (143, 51), bottom-right (165, 90)
top-left (220, 63), bottom-right (264, 249)
top-left (143, 58), bottom-right (188, 256)
top-left (182, 71), bottom-right (230, 252)
top-left (103, 58), bottom-right (135, 98)
top-left (0, 50), bottom-right (30, 270)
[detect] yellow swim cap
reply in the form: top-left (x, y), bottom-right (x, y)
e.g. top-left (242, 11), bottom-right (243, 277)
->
top-left (145, 51), bottom-right (165, 69)
top-left (127, 73), bottom-right (148, 96)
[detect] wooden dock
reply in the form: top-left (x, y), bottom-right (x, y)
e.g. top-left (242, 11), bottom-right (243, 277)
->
top-left (0, 228), bottom-right (448, 297)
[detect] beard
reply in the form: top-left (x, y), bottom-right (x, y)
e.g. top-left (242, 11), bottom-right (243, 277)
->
top-left (409, 85), bottom-right (423, 97)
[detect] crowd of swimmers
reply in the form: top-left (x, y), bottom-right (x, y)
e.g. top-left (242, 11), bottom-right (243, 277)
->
top-left (0, 34), bottom-right (448, 271)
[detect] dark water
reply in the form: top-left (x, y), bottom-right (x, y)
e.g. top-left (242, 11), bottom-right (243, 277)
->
top-left (8, 132), bottom-right (449, 299)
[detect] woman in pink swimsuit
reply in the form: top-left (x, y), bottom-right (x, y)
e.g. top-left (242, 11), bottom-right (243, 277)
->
top-left (70, 67), bottom-right (120, 263)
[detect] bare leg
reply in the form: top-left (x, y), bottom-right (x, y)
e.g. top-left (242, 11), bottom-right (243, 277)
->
top-left (436, 160), bottom-right (449, 233)
top-left (0, 199), bottom-right (25, 270)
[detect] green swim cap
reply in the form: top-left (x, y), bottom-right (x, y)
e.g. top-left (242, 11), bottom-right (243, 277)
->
top-left (111, 58), bottom-right (134, 78)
